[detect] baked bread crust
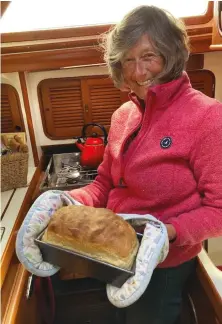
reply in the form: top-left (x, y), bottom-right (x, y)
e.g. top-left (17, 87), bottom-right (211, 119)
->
top-left (42, 205), bottom-right (139, 269)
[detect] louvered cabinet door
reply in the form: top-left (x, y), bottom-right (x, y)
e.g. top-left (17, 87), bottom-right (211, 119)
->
top-left (1, 84), bottom-right (25, 133)
top-left (84, 77), bottom-right (127, 133)
top-left (188, 70), bottom-right (215, 98)
top-left (38, 79), bottom-right (85, 139)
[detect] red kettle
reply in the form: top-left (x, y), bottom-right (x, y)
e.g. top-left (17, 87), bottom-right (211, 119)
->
top-left (75, 123), bottom-right (108, 169)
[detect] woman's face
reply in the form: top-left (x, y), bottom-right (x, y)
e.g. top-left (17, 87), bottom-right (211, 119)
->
top-left (121, 34), bottom-right (164, 100)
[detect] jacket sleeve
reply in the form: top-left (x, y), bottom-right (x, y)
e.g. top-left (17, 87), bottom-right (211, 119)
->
top-left (167, 103), bottom-right (222, 246)
top-left (68, 144), bottom-right (114, 207)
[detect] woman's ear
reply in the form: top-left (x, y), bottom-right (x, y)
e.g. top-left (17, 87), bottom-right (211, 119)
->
top-left (119, 82), bottom-right (131, 92)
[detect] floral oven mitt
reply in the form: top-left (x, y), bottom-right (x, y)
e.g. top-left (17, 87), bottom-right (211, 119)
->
top-left (16, 190), bottom-right (169, 308)
top-left (16, 190), bottom-right (82, 277)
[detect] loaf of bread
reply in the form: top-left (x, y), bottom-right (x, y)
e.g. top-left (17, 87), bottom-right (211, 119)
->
top-left (42, 205), bottom-right (139, 269)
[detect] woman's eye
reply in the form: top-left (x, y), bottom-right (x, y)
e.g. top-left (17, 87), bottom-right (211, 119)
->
top-left (125, 58), bottom-right (134, 62)
top-left (142, 53), bottom-right (154, 60)
top-left (122, 58), bottom-right (134, 68)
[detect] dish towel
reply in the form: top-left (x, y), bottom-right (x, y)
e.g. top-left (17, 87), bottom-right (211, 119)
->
top-left (15, 190), bottom-right (169, 306)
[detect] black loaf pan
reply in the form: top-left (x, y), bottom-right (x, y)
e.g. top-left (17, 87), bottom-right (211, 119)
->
top-left (35, 231), bottom-right (142, 288)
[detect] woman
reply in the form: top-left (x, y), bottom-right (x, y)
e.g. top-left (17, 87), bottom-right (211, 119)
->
top-left (67, 5), bottom-right (222, 324)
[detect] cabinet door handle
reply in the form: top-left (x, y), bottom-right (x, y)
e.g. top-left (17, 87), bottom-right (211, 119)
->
top-left (84, 104), bottom-right (89, 113)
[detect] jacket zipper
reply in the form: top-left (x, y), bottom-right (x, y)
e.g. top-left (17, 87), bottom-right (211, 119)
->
top-left (114, 94), bottom-right (155, 211)
top-left (118, 121), bottom-right (142, 187)
top-left (120, 94), bottom-right (155, 185)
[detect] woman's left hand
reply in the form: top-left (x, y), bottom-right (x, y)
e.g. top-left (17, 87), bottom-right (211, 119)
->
top-left (165, 224), bottom-right (177, 242)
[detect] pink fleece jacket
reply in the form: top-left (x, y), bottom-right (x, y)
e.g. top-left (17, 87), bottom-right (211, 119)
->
top-left (69, 72), bottom-right (222, 268)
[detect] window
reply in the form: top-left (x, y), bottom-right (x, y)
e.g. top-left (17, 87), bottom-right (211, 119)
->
top-left (1, 1), bottom-right (209, 33)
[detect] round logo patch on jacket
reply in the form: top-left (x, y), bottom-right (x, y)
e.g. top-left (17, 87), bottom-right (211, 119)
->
top-left (160, 137), bottom-right (172, 149)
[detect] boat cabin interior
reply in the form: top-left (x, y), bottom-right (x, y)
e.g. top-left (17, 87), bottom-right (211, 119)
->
top-left (1, 1), bottom-right (222, 323)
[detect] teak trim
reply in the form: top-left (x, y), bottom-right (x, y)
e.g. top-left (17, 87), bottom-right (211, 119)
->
top-left (211, 1), bottom-right (222, 45)
top-left (19, 72), bottom-right (39, 166)
top-left (1, 2), bottom-right (213, 43)
top-left (2, 265), bottom-right (28, 324)
top-left (184, 1), bottom-right (213, 25)
top-left (1, 27), bottom-right (212, 56)
top-left (197, 259), bottom-right (222, 322)
top-left (0, 1), bottom-right (11, 18)
top-left (0, 158), bottom-right (43, 288)
top-left (1, 40), bottom-right (208, 73)
top-left (1, 83), bottom-right (25, 132)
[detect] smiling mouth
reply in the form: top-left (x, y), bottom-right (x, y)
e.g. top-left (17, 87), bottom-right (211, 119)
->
top-left (136, 80), bottom-right (152, 86)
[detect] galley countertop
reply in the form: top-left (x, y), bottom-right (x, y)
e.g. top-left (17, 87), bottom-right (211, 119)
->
top-left (1, 166), bottom-right (36, 258)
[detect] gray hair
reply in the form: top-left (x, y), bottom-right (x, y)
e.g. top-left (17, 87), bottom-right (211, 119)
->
top-left (101, 5), bottom-right (190, 88)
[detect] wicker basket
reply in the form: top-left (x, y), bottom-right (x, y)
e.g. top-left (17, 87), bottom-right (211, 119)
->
top-left (1, 152), bottom-right (29, 192)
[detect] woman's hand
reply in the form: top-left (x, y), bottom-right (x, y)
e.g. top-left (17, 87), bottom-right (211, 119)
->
top-left (133, 222), bottom-right (177, 241)
top-left (165, 224), bottom-right (177, 242)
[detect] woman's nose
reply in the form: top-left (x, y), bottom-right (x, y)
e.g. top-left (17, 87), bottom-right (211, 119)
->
top-left (133, 59), bottom-right (147, 79)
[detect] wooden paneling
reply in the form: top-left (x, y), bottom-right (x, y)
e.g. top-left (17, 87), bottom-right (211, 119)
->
top-left (19, 72), bottom-right (39, 166)
top-left (1, 91), bottom-right (14, 132)
top-left (85, 78), bottom-right (124, 128)
top-left (187, 273), bottom-right (221, 324)
top-left (188, 70), bottom-right (215, 97)
top-left (187, 259), bottom-right (222, 323)
top-left (2, 46), bottom-right (104, 73)
top-left (1, 253), bottom-right (19, 321)
top-left (38, 78), bottom-right (85, 138)
top-left (1, 37), bottom-right (213, 73)
top-left (0, 157), bottom-right (43, 288)
top-left (1, 159), bottom-right (44, 324)
top-left (1, 263), bottom-right (41, 324)
top-left (1, 36), bottom-right (98, 55)
top-left (183, 1), bottom-right (213, 25)
top-left (38, 70), bottom-right (215, 140)
top-left (210, 1), bottom-right (222, 50)
top-left (1, 24), bottom-right (110, 43)
top-left (1, 84), bottom-right (25, 133)
top-left (38, 76), bottom-right (127, 139)
top-left (0, 1), bottom-right (11, 18)
top-left (186, 54), bottom-right (204, 70)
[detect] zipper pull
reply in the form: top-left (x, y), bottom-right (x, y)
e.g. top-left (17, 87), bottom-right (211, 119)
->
top-left (119, 177), bottom-right (127, 187)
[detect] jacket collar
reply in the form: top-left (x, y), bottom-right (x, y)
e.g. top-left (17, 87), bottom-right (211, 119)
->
top-left (129, 71), bottom-right (191, 110)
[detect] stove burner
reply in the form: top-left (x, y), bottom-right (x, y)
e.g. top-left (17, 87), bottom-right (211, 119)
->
top-left (39, 153), bottom-right (98, 192)
top-left (55, 163), bottom-right (98, 188)
top-left (67, 177), bottom-right (79, 184)
top-left (57, 164), bottom-right (80, 177)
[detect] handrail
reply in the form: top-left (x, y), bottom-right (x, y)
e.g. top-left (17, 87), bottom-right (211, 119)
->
top-left (197, 249), bottom-right (222, 322)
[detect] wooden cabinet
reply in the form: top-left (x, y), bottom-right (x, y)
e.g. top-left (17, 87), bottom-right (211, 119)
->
top-left (38, 78), bottom-right (84, 138)
top-left (38, 70), bottom-right (215, 140)
top-left (188, 70), bottom-right (215, 98)
top-left (38, 76), bottom-right (128, 139)
top-left (1, 83), bottom-right (25, 133)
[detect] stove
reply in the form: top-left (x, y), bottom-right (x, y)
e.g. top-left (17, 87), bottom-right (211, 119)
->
top-left (39, 152), bottom-right (98, 192)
